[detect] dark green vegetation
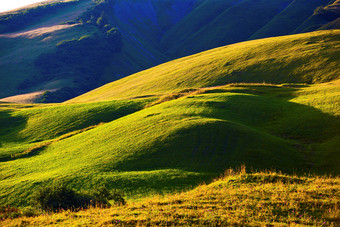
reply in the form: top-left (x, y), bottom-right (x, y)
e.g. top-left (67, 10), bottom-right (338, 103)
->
top-left (16, 0), bottom-right (123, 102)
top-left (0, 0), bottom-right (339, 102)
top-left (0, 30), bottom-right (339, 207)
top-left (31, 184), bottom-right (125, 211)
top-left (28, 29), bottom-right (122, 102)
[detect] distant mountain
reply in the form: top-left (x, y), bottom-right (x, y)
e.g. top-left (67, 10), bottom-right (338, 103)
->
top-left (0, 0), bottom-right (339, 102)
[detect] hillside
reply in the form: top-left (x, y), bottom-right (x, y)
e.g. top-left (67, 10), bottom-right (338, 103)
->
top-left (0, 29), bottom-right (339, 207)
top-left (69, 30), bottom-right (340, 102)
top-left (0, 0), bottom-right (339, 102)
top-left (294, 0), bottom-right (340, 33)
top-left (2, 169), bottom-right (340, 226)
top-left (249, 0), bottom-right (335, 39)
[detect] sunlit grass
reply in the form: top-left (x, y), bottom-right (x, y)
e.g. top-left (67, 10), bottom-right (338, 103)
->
top-left (2, 167), bottom-right (339, 226)
top-left (1, 81), bottom-right (339, 207)
top-left (68, 30), bottom-right (340, 103)
top-left (0, 30), bottom-right (339, 210)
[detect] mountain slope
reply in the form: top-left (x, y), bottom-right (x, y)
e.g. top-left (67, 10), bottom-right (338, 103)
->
top-left (0, 0), bottom-right (338, 103)
top-left (249, 0), bottom-right (331, 39)
top-left (165, 0), bottom-right (296, 56)
top-left (68, 30), bottom-right (340, 103)
top-left (293, 0), bottom-right (340, 33)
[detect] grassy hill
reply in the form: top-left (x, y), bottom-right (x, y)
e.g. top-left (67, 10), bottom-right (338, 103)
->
top-left (0, 30), bottom-right (339, 207)
top-left (0, 98), bottom-right (152, 160)
top-left (69, 30), bottom-right (340, 103)
top-left (2, 169), bottom-right (339, 226)
top-left (0, 0), bottom-right (338, 102)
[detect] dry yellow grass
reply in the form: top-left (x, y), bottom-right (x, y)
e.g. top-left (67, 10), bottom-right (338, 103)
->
top-left (2, 168), bottom-right (339, 226)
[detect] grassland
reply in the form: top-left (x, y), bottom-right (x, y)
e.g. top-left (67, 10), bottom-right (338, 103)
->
top-left (2, 168), bottom-right (339, 226)
top-left (69, 30), bottom-right (340, 103)
top-left (0, 29), bottom-right (339, 227)
top-left (1, 79), bottom-right (339, 207)
top-left (0, 98), bottom-right (152, 159)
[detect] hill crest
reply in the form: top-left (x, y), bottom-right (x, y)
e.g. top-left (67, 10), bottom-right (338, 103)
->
top-left (68, 30), bottom-right (340, 103)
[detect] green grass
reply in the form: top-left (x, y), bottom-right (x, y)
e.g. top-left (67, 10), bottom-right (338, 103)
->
top-left (2, 168), bottom-right (340, 226)
top-left (0, 30), bottom-right (339, 210)
top-left (1, 80), bottom-right (339, 206)
top-left (0, 24), bottom-right (98, 99)
top-left (68, 30), bottom-right (340, 103)
top-left (0, 98), bottom-right (153, 159)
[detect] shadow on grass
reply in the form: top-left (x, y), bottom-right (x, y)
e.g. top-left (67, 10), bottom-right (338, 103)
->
top-left (0, 110), bottom-right (28, 161)
top-left (110, 88), bottom-right (339, 177)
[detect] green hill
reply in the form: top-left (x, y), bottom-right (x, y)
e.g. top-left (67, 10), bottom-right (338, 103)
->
top-left (69, 30), bottom-right (340, 103)
top-left (0, 30), bottom-right (339, 207)
top-left (0, 0), bottom-right (338, 102)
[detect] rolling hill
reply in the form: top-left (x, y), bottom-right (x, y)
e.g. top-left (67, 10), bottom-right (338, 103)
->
top-left (68, 30), bottom-right (340, 102)
top-left (0, 0), bottom-right (339, 102)
top-left (0, 30), bottom-right (339, 207)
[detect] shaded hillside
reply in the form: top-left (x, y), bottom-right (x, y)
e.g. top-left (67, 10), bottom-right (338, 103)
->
top-left (293, 0), bottom-right (340, 33)
top-left (0, 0), bottom-right (339, 102)
top-left (249, 0), bottom-right (331, 39)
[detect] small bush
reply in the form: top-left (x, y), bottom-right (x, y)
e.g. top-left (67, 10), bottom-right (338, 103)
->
top-left (92, 186), bottom-right (126, 205)
top-left (0, 206), bottom-right (21, 220)
top-left (31, 184), bottom-right (86, 212)
top-left (0, 206), bottom-right (38, 220)
top-left (21, 207), bottom-right (37, 217)
top-left (31, 183), bottom-right (125, 212)
top-left (111, 190), bottom-right (126, 205)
